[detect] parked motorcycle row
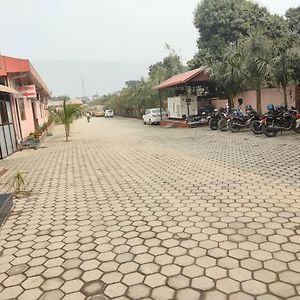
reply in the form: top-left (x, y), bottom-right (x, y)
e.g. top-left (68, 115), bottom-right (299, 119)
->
top-left (195, 104), bottom-right (300, 137)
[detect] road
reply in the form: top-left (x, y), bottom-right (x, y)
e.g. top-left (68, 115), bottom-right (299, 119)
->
top-left (0, 116), bottom-right (299, 300)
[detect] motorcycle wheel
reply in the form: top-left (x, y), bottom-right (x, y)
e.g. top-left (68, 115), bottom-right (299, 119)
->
top-left (250, 120), bottom-right (262, 134)
top-left (229, 120), bottom-right (241, 133)
top-left (262, 124), bottom-right (278, 137)
top-left (293, 126), bottom-right (300, 133)
top-left (218, 118), bottom-right (229, 131)
top-left (209, 118), bottom-right (218, 130)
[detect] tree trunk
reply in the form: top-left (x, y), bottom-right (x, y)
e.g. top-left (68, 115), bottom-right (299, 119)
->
top-left (65, 124), bottom-right (69, 142)
top-left (228, 96), bottom-right (234, 109)
top-left (283, 86), bottom-right (287, 106)
top-left (256, 87), bottom-right (262, 115)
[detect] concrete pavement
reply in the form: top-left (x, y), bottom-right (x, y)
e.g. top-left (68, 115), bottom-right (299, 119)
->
top-left (0, 117), bottom-right (299, 300)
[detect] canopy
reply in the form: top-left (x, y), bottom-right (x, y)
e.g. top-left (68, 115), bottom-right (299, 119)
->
top-left (155, 67), bottom-right (211, 90)
top-left (0, 84), bottom-right (18, 94)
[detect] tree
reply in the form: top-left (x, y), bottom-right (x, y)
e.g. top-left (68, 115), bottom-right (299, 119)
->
top-left (213, 43), bottom-right (246, 108)
top-left (285, 6), bottom-right (300, 34)
top-left (51, 95), bottom-right (71, 102)
top-left (50, 100), bottom-right (81, 141)
top-left (242, 28), bottom-right (274, 114)
top-left (190, 0), bottom-right (269, 67)
top-left (273, 51), bottom-right (293, 105)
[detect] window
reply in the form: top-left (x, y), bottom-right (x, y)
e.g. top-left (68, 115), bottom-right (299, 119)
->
top-left (18, 98), bottom-right (26, 120)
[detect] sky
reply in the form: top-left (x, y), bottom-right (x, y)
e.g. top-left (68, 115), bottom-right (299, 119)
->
top-left (0, 0), bottom-right (299, 98)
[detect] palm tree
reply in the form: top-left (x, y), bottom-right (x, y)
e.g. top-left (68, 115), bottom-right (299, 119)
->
top-left (273, 37), bottom-right (300, 105)
top-left (273, 51), bottom-right (291, 105)
top-left (51, 100), bottom-right (81, 141)
top-left (243, 28), bottom-right (273, 114)
top-left (213, 43), bottom-right (245, 109)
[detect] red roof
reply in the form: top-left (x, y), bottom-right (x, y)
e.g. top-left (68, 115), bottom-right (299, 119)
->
top-left (0, 55), bottom-right (30, 76)
top-left (0, 55), bottom-right (50, 96)
top-left (155, 67), bottom-right (211, 90)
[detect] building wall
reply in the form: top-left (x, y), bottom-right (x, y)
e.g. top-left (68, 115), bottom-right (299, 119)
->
top-left (16, 98), bottom-right (48, 139)
top-left (211, 86), bottom-right (297, 113)
top-left (8, 77), bottom-right (48, 140)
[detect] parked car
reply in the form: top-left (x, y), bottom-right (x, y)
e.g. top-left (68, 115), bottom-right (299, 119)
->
top-left (105, 110), bottom-right (114, 118)
top-left (94, 111), bottom-right (104, 117)
top-left (143, 108), bottom-right (167, 125)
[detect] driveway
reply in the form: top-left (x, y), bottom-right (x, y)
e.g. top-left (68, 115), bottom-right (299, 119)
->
top-left (0, 117), bottom-right (299, 300)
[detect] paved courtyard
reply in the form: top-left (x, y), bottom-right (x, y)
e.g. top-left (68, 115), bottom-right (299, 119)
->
top-left (0, 117), bottom-right (299, 300)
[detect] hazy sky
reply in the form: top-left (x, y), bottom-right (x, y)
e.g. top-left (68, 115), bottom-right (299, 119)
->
top-left (1, 0), bottom-right (299, 97)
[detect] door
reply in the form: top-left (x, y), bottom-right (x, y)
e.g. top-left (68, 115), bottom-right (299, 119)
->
top-left (31, 101), bottom-right (39, 131)
top-left (0, 93), bottom-right (17, 159)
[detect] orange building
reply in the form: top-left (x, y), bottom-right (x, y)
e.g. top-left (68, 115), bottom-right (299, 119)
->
top-left (0, 55), bottom-right (51, 159)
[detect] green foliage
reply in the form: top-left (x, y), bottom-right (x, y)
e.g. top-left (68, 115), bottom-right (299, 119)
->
top-left (285, 6), bottom-right (300, 34)
top-left (92, 46), bottom-right (185, 118)
top-left (51, 95), bottom-right (71, 102)
top-left (212, 42), bottom-right (246, 108)
top-left (190, 0), bottom-right (269, 67)
top-left (11, 172), bottom-right (27, 195)
top-left (50, 100), bottom-right (81, 141)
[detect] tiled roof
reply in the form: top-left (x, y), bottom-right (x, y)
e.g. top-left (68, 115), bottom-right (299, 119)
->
top-left (155, 67), bottom-right (211, 90)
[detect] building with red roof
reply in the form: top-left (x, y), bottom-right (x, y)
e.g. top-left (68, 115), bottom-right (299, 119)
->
top-left (0, 55), bottom-right (51, 159)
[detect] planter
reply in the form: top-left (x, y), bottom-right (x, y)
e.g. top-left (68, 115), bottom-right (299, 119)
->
top-left (0, 193), bottom-right (13, 226)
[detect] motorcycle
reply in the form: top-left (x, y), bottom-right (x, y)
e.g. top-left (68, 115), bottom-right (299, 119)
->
top-left (208, 108), bottom-right (226, 130)
top-left (186, 112), bottom-right (210, 128)
top-left (217, 108), bottom-right (239, 131)
top-left (262, 107), bottom-right (300, 137)
top-left (250, 117), bottom-right (265, 134)
top-left (229, 107), bottom-right (259, 133)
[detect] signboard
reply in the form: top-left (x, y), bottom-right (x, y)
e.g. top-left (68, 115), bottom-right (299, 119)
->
top-left (17, 85), bottom-right (37, 98)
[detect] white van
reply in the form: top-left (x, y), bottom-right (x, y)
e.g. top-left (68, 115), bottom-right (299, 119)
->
top-left (104, 110), bottom-right (114, 118)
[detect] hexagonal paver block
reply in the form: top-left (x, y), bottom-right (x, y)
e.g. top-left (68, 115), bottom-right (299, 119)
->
top-left (168, 274), bottom-right (190, 289)
top-left (144, 273), bottom-right (166, 288)
top-left (216, 278), bottom-right (239, 294)
top-left (123, 272), bottom-right (144, 285)
top-left (191, 276), bottom-right (214, 291)
top-left (0, 286), bottom-right (24, 299)
top-left (152, 286), bottom-right (175, 300)
top-left (264, 259), bottom-right (287, 272)
top-left (174, 255), bottom-right (194, 267)
top-left (241, 258), bottom-right (263, 271)
top-left (229, 268), bottom-right (252, 282)
top-left (82, 269), bottom-right (103, 282)
top-left (161, 264), bottom-right (181, 277)
top-left (254, 269), bottom-right (276, 283)
top-left (81, 280), bottom-right (105, 296)
top-left (218, 257), bottom-right (239, 269)
top-left (242, 280), bottom-right (267, 295)
top-left (43, 267), bottom-right (64, 278)
top-left (279, 270), bottom-right (300, 285)
top-left (196, 256), bottom-right (216, 268)
top-left (61, 279), bottom-right (84, 294)
top-left (80, 259), bottom-right (100, 271)
top-left (126, 284), bottom-right (151, 299)
top-left (19, 288), bottom-right (43, 300)
top-left (3, 274), bottom-right (26, 287)
top-left (61, 292), bottom-right (86, 300)
top-left (229, 292), bottom-right (255, 300)
top-left (139, 263), bottom-right (160, 275)
top-left (101, 271), bottom-right (123, 284)
top-left (41, 277), bottom-right (64, 291)
top-left (268, 282), bottom-right (296, 298)
top-left (105, 283), bottom-right (127, 298)
top-left (176, 288), bottom-right (201, 300)
top-left (21, 276), bottom-right (44, 289)
top-left (206, 266), bottom-right (227, 280)
top-left (182, 265), bottom-right (204, 278)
